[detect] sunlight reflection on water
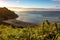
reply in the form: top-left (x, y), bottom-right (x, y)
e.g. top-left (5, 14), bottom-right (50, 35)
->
top-left (15, 11), bottom-right (60, 24)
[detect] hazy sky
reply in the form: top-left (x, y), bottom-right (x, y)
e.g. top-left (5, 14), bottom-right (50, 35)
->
top-left (0, 0), bottom-right (60, 8)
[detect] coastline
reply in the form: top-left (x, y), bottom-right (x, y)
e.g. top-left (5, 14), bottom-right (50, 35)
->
top-left (1, 19), bottom-right (38, 28)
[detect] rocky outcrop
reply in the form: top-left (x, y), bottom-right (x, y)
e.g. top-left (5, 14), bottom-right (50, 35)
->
top-left (0, 7), bottom-right (37, 28)
top-left (0, 7), bottom-right (18, 21)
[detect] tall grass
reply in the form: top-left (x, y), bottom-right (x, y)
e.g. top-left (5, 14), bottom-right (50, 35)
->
top-left (0, 20), bottom-right (60, 40)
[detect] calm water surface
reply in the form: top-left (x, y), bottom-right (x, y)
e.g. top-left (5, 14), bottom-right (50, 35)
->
top-left (15, 11), bottom-right (60, 24)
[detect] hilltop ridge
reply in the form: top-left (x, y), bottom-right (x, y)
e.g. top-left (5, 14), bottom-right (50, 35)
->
top-left (0, 7), bottom-right (18, 21)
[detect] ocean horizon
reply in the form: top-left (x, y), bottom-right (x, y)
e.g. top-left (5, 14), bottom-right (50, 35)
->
top-left (15, 11), bottom-right (60, 24)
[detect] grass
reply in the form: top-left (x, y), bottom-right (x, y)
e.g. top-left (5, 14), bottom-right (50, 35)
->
top-left (0, 20), bottom-right (60, 40)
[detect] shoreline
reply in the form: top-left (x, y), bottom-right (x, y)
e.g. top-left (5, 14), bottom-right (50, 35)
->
top-left (1, 19), bottom-right (38, 28)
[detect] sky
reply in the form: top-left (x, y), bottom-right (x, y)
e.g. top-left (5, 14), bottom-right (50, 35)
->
top-left (0, 0), bottom-right (60, 8)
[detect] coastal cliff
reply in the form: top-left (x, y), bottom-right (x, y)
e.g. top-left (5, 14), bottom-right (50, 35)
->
top-left (0, 7), bottom-right (37, 27)
top-left (0, 7), bottom-right (18, 21)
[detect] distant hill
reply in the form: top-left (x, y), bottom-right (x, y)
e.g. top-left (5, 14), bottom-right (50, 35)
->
top-left (0, 7), bottom-right (18, 21)
top-left (8, 7), bottom-right (60, 11)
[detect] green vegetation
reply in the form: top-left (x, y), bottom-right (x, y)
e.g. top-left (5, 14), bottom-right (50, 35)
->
top-left (0, 7), bottom-right (59, 40)
top-left (0, 20), bottom-right (60, 40)
top-left (0, 7), bottom-right (18, 21)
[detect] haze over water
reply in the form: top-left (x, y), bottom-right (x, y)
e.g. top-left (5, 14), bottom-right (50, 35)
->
top-left (16, 11), bottom-right (60, 24)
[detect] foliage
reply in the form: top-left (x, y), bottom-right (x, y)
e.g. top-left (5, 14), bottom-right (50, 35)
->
top-left (0, 20), bottom-right (60, 40)
top-left (0, 7), bottom-right (18, 21)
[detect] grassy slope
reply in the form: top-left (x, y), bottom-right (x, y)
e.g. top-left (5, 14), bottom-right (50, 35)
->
top-left (0, 20), bottom-right (60, 40)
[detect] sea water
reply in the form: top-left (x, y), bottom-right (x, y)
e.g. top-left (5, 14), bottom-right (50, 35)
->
top-left (15, 11), bottom-right (60, 24)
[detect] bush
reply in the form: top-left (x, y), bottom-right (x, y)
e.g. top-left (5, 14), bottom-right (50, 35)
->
top-left (0, 20), bottom-right (59, 40)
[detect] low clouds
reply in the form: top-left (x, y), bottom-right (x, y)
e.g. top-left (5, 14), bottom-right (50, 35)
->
top-left (0, 0), bottom-right (8, 1)
top-left (0, 0), bottom-right (5, 1)
top-left (0, 0), bottom-right (8, 2)
top-left (0, 0), bottom-right (18, 1)
top-left (0, 0), bottom-right (20, 3)
top-left (0, 0), bottom-right (3, 1)
top-left (52, 0), bottom-right (60, 2)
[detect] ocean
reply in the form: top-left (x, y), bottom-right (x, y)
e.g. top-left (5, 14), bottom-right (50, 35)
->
top-left (15, 11), bottom-right (60, 24)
